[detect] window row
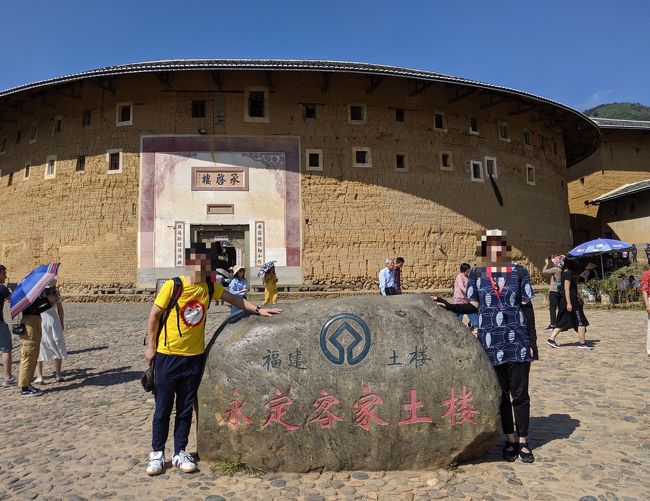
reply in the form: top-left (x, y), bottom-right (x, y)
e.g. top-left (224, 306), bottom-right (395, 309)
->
top-left (0, 104), bottom-right (132, 152)
top-left (304, 149), bottom-right (536, 185)
top-left (0, 150), bottom-right (123, 185)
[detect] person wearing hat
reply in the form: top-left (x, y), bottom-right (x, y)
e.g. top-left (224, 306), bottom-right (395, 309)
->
top-left (431, 229), bottom-right (538, 464)
top-left (579, 262), bottom-right (598, 283)
top-left (263, 265), bottom-right (278, 305)
top-left (228, 265), bottom-right (249, 315)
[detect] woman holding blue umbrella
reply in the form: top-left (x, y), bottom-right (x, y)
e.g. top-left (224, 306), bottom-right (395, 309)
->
top-left (10, 263), bottom-right (60, 396)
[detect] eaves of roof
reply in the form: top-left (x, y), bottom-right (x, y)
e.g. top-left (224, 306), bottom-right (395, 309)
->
top-left (590, 117), bottom-right (650, 130)
top-left (0, 59), bottom-right (601, 167)
top-left (589, 178), bottom-right (650, 204)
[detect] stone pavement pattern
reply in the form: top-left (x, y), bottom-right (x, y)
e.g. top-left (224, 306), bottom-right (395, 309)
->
top-left (0, 302), bottom-right (649, 500)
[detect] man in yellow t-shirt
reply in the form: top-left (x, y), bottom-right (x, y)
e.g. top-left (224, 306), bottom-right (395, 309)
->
top-left (144, 242), bottom-right (282, 476)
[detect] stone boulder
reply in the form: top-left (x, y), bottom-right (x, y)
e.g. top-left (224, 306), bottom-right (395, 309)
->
top-left (197, 294), bottom-right (500, 471)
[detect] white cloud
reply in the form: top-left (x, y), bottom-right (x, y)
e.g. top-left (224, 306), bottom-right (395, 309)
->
top-left (576, 90), bottom-right (613, 112)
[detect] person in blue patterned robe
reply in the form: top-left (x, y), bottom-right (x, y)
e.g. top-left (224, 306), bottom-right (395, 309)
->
top-left (431, 229), bottom-right (538, 464)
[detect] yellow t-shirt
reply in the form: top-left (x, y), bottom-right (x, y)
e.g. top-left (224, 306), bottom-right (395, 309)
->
top-left (154, 277), bottom-right (224, 356)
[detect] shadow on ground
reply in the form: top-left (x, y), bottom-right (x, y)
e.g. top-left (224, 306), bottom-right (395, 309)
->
top-left (67, 345), bottom-right (109, 355)
top-left (463, 413), bottom-right (580, 465)
top-left (42, 366), bottom-right (141, 393)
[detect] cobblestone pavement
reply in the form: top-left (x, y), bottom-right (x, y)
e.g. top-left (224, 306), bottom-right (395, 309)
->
top-left (1, 302), bottom-right (649, 500)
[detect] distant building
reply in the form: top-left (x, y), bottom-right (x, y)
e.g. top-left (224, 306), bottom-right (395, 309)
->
top-left (0, 60), bottom-right (599, 289)
top-left (586, 179), bottom-right (650, 263)
top-left (568, 118), bottom-right (650, 251)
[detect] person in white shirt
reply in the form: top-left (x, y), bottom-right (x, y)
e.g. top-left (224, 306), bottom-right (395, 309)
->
top-left (378, 259), bottom-right (396, 295)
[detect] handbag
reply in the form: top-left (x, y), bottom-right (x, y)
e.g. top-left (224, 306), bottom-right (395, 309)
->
top-left (141, 360), bottom-right (155, 393)
top-left (11, 312), bottom-right (25, 335)
top-left (12, 323), bottom-right (26, 335)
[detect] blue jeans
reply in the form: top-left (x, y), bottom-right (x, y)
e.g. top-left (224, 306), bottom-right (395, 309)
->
top-left (152, 352), bottom-right (204, 454)
top-left (456, 312), bottom-right (479, 327)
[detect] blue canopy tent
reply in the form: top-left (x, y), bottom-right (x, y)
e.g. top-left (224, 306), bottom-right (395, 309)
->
top-left (568, 238), bottom-right (634, 279)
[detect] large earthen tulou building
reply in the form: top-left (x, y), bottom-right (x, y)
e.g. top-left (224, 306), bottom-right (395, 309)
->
top-left (568, 117), bottom-right (650, 251)
top-left (0, 60), bottom-right (601, 291)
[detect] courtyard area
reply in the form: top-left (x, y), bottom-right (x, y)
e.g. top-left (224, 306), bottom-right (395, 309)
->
top-left (1, 302), bottom-right (649, 500)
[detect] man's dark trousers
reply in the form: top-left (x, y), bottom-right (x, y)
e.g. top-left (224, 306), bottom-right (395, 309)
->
top-left (548, 290), bottom-right (559, 326)
top-left (152, 352), bottom-right (204, 454)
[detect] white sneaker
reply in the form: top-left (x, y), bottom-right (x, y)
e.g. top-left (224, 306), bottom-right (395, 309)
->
top-left (172, 450), bottom-right (197, 473)
top-left (146, 451), bottom-right (165, 476)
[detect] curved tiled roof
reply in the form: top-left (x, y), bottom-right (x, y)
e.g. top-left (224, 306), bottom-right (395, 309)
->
top-left (0, 59), bottom-right (600, 166)
top-left (590, 117), bottom-right (650, 130)
top-left (589, 178), bottom-right (650, 204)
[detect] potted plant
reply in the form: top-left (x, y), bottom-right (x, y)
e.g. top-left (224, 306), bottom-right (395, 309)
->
top-left (598, 276), bottom-right (618, 306)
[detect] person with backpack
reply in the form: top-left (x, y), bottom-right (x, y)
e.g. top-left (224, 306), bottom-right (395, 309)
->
top-left (144, 242), bottom-right (281, 476)
top-left (431, 229), bottom-right (538, 464)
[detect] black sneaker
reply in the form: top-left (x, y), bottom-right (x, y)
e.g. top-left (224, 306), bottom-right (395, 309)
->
top-left (578, 343), bottom-right (593, 350)
top-left (20, 385), bottom-right (43, 397)
top-left (501, 441), bottom-right (518, 462)
top-left (518, 443), bottom-right (535, 463)
top-left (546, 339), bottom-right (559, 348)
top-left (544, 324), bottom-right (554, 332)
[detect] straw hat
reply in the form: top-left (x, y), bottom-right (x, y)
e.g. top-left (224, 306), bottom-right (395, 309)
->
top-left (585, 262), bottom-right (597, 270)
top-left (233, 265), bottom-right (245, 276)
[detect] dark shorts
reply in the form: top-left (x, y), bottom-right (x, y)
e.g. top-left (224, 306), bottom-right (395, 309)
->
top-left (0, 321), bottom-right (12, 353)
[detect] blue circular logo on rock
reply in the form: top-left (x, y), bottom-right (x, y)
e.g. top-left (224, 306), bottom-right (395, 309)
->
top-left (320, 313), bottom-right (372, 366)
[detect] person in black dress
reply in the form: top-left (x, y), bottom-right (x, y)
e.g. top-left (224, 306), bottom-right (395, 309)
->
top-left (546, 256), bottom-right (592, 349)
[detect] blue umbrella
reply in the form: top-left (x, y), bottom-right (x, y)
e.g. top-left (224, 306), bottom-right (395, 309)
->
top-left (257, 260), bottom-right (276, 277)
top-left (10, 263), bottom-right (60, 318)
top-left (568, 238), bottom-right (634, 278)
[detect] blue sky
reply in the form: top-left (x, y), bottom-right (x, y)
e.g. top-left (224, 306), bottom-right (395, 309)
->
top-left (1, 0), bottom-right (649, 112)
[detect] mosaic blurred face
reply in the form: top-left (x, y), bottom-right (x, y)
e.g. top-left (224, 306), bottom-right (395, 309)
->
top-left (186, 251), bottom-right (211, 275)
top-left (387, 260), bottom-right (395, 271)
top-left (486, 237), bottom-right (511, 265)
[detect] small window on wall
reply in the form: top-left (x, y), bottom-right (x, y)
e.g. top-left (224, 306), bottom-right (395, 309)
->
top-left (304, 104), bottom-right (316, 119)
top-left (434, 112), bottom-right (446, 131)
top-left (440, 152), bottom-right (453, 171)
top-left (52, 116), bottom-right (63, 135)
top-left (348, 104), bottom-right (366, 123)
top-left (245, 88), bottom-right (269, 122)
top-left (353, 147), bottom-right (372, 168)
top-left (305, 149), bottom-right (322, 172)
top-left (76, 155), bottom-right (86, 172)
top-left (24, 162), bottom-right (31, 179)
top-left (470, 160), bottom-right (484, 182)
top-left (395, 108), bottom-right (405, 122)
top-left (498, 122), bottom-right (510, 142)
top-left (116, 102), bottom-right (133, 126)
top-left (0, 136), bottom-right (7, 154)
top-left (523, 129), bottom-right (532, 146)
top-left (29, 122), bottom-right (39, 144)
top-left (45, 155), bottom-right (56, 180)
top-left (526, 164), bottom-right (536, 186)
top-left (469, 118), bottom-right (480, 135)
top-left (485, 157), bottom-right (498, 178)
top-left (191, 100), bottom-right (206, 118)
top-left (82, 110), bottom-right (92, 127)
top-left (395, 154), bottom-right (407, 171)
top-left (107, 149), bottom-right (123, 173)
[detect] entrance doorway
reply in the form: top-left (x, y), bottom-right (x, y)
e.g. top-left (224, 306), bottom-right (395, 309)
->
top-left (191, 224), bottom-right (249, 270)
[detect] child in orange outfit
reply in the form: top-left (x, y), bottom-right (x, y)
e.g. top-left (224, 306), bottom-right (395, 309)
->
top-left (263, 266), bottom-right (278, 305)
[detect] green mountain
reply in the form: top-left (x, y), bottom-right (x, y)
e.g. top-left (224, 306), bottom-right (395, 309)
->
top-left (584, 102), bottom-right (650, 120)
